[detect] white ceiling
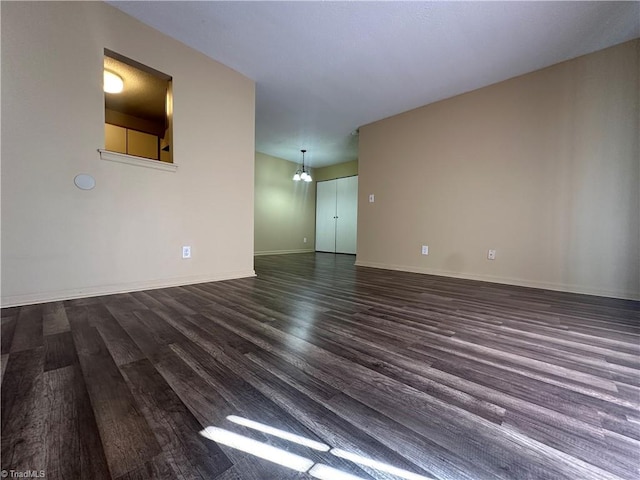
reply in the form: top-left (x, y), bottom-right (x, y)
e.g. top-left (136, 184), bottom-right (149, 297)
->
top-left (109, 1), bottom-right (640, 168)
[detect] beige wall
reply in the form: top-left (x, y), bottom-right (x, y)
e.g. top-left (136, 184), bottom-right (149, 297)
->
top-left (358, 40), bottom-right (639, 300)
top-left (255, 152), bottom-right (316, 255)
top-left (314, 160), bottom-right (358, 182)
top-left (1, 2), bottom-right (256, 306)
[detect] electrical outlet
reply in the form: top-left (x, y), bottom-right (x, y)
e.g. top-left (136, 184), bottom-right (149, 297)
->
top-left (421, 245), bottom-right (429, 255)
top-left (369, 194), bottom-right (375, 203)
top-left (487, 249), bottom-right (496, 260)
top-left (182, 246), bottom-right (191, 259)
top-left (303, 237), bottom-right (307, 243)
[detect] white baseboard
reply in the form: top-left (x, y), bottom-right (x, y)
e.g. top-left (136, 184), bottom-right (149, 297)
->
top-left (254, 249), bottom-right (315, 256)
top-left (354, 260), bottom-right (639, 301)
top-left (1, 269), bottom-right (257, 308)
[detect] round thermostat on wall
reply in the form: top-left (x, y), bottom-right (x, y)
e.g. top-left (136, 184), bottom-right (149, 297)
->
top-left (74, 174), bottom-right (96, 190)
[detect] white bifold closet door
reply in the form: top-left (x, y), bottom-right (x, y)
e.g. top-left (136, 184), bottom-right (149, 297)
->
top-left (315, 176), bottom-right (358, 254)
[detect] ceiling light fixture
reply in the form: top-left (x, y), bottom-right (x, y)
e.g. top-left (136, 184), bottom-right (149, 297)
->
top-left (293, 149), bottom-right (312, 182)
top-left (103, 70), bottom-right (124, 94)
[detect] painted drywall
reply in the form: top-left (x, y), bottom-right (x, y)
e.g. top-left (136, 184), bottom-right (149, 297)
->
top-left (314, 160), bottom-right (359, 182)
top-left (1, 2), bottom-right (256, 306)
top-left (358, 40), bottom-right (639, 300)
top-left (255, 152), bottom-right (316, 255)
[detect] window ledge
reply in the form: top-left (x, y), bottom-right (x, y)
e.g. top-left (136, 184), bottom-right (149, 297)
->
top-left (98, 149), bottom-right (177, 172)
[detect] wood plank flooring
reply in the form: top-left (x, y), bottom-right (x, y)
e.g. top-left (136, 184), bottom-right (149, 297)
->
top-left (1, 252), bottom-right (639, 479)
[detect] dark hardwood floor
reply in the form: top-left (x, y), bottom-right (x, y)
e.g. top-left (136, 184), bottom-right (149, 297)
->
top-left (2, 253), bottom-right (639, 479)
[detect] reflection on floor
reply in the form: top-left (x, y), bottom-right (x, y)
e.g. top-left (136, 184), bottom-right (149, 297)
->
top-left (1, 252), bottom-right (639, 479)
top-left (201, 415), bottom-right (432, 480)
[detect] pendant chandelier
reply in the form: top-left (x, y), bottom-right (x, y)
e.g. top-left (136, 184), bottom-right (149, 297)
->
top-left (293, 149), bottom-right (312, 182)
